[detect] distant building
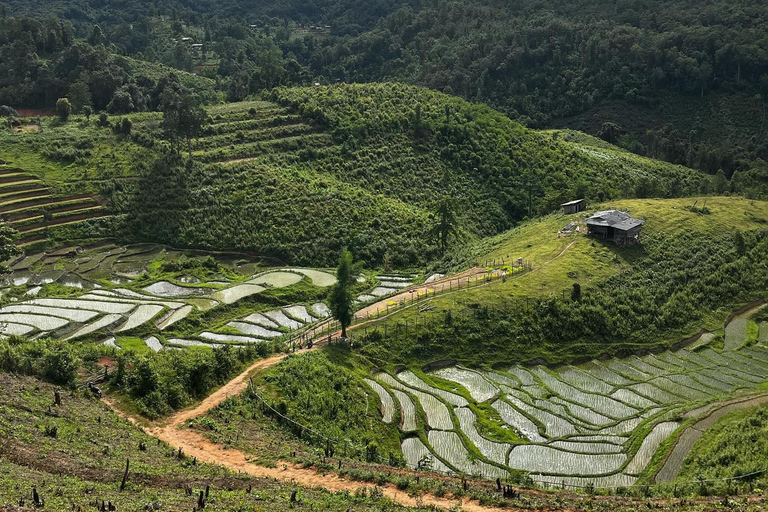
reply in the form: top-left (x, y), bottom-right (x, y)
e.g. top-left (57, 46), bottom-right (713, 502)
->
top-left (561, 199), bottom-right (586, 214)
top-left (586, 210), bottom-right (644, 246)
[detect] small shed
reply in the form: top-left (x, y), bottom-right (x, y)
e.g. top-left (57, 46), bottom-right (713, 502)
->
top-left (586, 210), bottom-right (644, 246)
top-left (561, 199), bottom-right (586, 215)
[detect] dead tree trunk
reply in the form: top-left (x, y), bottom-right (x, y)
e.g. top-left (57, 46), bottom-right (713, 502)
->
top-left (119, 457), bottom-right (129, 491)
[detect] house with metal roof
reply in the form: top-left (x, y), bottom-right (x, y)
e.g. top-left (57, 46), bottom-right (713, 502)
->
top-left (561, 199), bottom-right (586, 214)
top-left (585, 210), bottom-right (644, 246)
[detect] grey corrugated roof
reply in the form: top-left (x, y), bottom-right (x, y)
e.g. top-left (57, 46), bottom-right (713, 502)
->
top-left (561, 199), bottom-right (585, 206)
top-left (586, 210), bottom-right (644, 231)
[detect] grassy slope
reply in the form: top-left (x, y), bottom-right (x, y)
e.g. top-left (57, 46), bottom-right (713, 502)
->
top-left (353, 196), bottom-right (768, 367)
top-left (673, 403), bottom-right (768, 494)
top-left (0, 374), bottom-right (405, 511)
top-left (458, 196), bottom-right (768, 298)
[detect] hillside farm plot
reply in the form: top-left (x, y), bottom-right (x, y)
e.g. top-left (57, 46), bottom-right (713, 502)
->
top-left (117, 304), bottom-right (165, 332)
top-left (624, 421), bottom-right (679, 475)
top-left (283, 305), bottom-right (317, 323)
top-left (401, 437), bottom-right (453, 474)
top-left (65, 314), bottom-right (123, 340)
top-left (433, 366), bottom-right (499, 402)
top-left (0, 304), bottom-right (99, 322)
top-left (427, 430), bottom-right (508, 478)
top-left (397, 371), bottom-right (468, 406)
top-left (156, 305), bottom-right (193, 330)
top-left (242, 313), bottom-right (280, 328)
top-left (264, 310), bottom-right (303, 330)
top-left (142, 281), bottom-right (206, 297)
top-left (0, 313), bottom-right (68, 331)
top-left (364, 378), bottom-right (395, 423)
top-left (199, 332), bottom-right (263, 344)
top-left (212, 284), bottom-right (264, 304)
top-left (392, 317), bottom-right (768, 485)
top-left (310, 303), bottom-right (331, 318)
top-left (228, 322), bottom-right (282, 338)
top-left (289, 269), bottom-right (337, 287)
top-left (454, 407), bottom-right (510, 464)
top-left (249, 271), bottom-right (303, 288)
top-left (391, 389), bottom-right (418, 431)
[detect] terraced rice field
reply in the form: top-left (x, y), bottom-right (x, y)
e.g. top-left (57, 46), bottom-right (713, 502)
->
top-left (1, 246), bottom-right (343, 350)
top-left (0, 165), bottom-right (110, 246)
top-left (367, 315), bottom-right (768, 488)
top-left (356, 274), bottom-right (414, 302)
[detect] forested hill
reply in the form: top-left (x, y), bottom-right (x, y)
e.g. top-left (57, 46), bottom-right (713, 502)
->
top-left (1, 0), bottom-right (767, 186)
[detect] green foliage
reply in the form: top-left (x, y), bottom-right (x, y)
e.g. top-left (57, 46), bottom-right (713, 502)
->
top-left (359, 230), bottom-right (768, 366)
top-left (675, 405), bottom-right (768, 494)
top-left (113, 344), bottom-right (265, 418)
top-left (329, 248), bottom-right (355, 337)
top-left (259, 350), bottom-right (401, 455)
top-left (0, 338), bottom-right (80, 386)
top-left (56, 98), bottom-right (71, 122)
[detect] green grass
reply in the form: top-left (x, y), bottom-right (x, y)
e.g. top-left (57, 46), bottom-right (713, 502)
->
top-left (0, 373), bottom-right (417, 511)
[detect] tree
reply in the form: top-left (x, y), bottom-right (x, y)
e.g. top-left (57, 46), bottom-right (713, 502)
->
top-left (160, 77), bottom-right (207, 159)
top-left (329, 248), bottom-right (355, 338)
top-left (0, 105), bottom-right (19, 118)
top-left (430, 198), bottom-right (458, 256)
top-left (82, 105), bottom-right (93, 124)
top-left (571, 282), bottom-right (581, 301)
top-left (56, 98), bottom-right (71, 122)
top-left (67, 82), bottom-right (91, 113)
top-left (713, 169), bottom-right (729, 194)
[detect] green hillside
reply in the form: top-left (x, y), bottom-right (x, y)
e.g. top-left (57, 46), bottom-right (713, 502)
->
top-left (354, 197), bottom-right (768, 366)
top-left (3, 83), bottom-right (714, 265)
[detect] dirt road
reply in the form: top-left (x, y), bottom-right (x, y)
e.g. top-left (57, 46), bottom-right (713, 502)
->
top-left (107, 348), bottom-right (525, 511)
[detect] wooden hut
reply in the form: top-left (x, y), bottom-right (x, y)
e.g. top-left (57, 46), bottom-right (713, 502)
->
top-left (586, 210), bottom-right (644, 246)
top-left (561, 199), bottom-right (586, 214)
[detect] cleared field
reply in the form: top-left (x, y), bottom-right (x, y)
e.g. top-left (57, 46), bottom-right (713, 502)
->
top-left (624, 421), bottom-right (679, 475)
top-left (199, 332), bottom-right (263, 344)
top-left (264, 310), bottom-right (303, 330)
top-left (391, 389), bottom-right (418, 431)
top-left (0, 304), bottom-right (99, 322)
top-left (289, 269), bottom-right (337, 287)
top-left (397, 371), bottom-right (468, 406)
top-left (454, 407), bottom-right (510, 464)
top-left (427, 430), bottom-right (508, 478)
top-left (64, 314), bottom-right (123, 340)
top-left (212, 284), bottom-right (265, 304)
top-left (283, 305), bottom-right (316, 323)
top-left (30, 298), bottom-right (133, 314)
top-left (156, 305), bottom-right (193, 330)
top-left (401, 437), bottom-right (453, 473)
top-left (0, 313), bottom-right (68, 330)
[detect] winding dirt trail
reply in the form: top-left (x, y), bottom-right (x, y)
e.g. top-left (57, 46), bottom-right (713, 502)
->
top-left (105, 348), bottom-right (529, 511)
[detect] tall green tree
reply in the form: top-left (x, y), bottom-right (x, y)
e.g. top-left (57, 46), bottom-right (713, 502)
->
top-left (329, 248), bottom-right (355, 338)
top-left (430, 198), bottom-right (458, 256)
top-left (160, 76), bottom-right (207, 159)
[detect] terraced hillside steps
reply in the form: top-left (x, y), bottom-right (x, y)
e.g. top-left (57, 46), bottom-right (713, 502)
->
top-left (365, 307), bottom-right (768, 488)
top-left (0, 166), bottom-right (111, 245)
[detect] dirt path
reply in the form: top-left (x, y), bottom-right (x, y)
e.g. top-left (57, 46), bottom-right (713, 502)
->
top-left (105, 350), bottom-right (531, 511)
top-left (655, 392), bottom-right (768, 483)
